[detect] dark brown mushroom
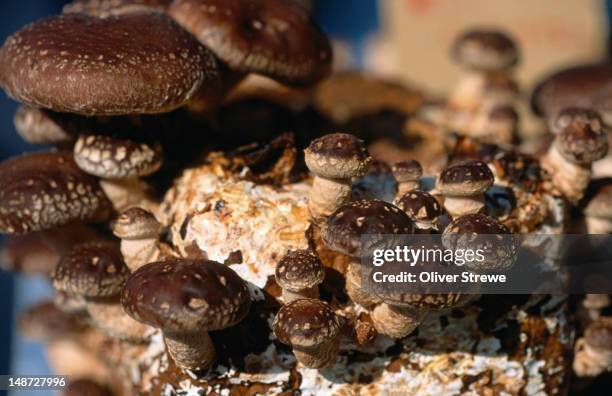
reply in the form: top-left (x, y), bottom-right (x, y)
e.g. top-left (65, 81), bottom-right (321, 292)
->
top-left (168, 0), bottom-right (332, 86)
top-left (74, 134), bottom-right (163, 179)
top-left (437, 160), bottom-right (494, 217)
top-left (121, 259), bottom-right (251, 371)
top-left (18, 301), bottom-right (86, 341)
top-left (451, 29), bottom-right (519, 72)
top-left (394, 190), bottom-right (444, 231)
top-left (0, 13), bottom-right (220, 115)
top-left (52, 241), bottom-right (151, 342)
top-left (111, 207), bottom-right (161, 271)
top-left (322, 199), bottom-right (414, 307)
top-left (272, 298), bottom-right (342, 368)
top-left (392, 160), bottom-right (423, 196)
top-left (304, 133), bottom-right (372, 221)
top-left (574, 316), bottom-right (612, 377)
top-left (542, 108), bottom-right (608, 204)
top-left (275, 249), bottom-right (324, 302)
top-left (0, 151), bottom-right (111, 234)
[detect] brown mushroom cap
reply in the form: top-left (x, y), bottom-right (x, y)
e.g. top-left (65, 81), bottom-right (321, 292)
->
top-left (442, 213), bottom-right (516, 271)
top-left (304, 133), bottom-right (372, 179)
top-left (553, 108), bottom-right (608, 165)
top-left (395, 191), bottom-right (444, 223)
top-left (14, 106), bottom-right (76, 145)
top-left (0, 13), bottom-right (219, 116)
top-left (111, 207), bottom-right (161, 239)
top-left (169, 0), bottom-right (332, 85)
top-left (451, 29), bottom-right (518, 71)
top-left (0, 151), bottom-right (111, 234)
top-left (63, 0), bottom-right (171, 17)
top-left (74, 134), bottom-right (163, 179)
top-left (531, 63), bottom-right (612, 118)
top-left (322, 199), bottom-right (414, 257)
top-left (582, 178), bottom-right (612, 219)
top-left (52, 242), bottom-right (129, 298)
top-left (272, 298), bottom-right (341, 349)
top-left (585, 317), bottom-right (612, 350)
top-left (437, 160), bottom-right (494, 196)
top-left (18, 301), bottom-right (86, 341)
top-left (392, 160), bottom-right (423, 183)
top-left (122, 259), bottom-right (251, 333)
top-left (275, 249), bottom-right (324, 292)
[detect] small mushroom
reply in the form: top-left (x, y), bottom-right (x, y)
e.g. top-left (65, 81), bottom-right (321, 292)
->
top-left (121, 259), bottom-right (251, 371)
top-left (574, 316), bottom-right (612, 377)
top-left (111, 207), bottom-right (162, 272)
top-left (321, 199), bottom-right (414, 307)
top-left (437, 160), bottom-right (494, 218)
top-left (52, 242), bottom-right (152, 342)
top-left (392, 160), bottom-right (423, 196)
top-left (18, 301), bottom-right (86, 342)
top-left (169, 0), bottom-right (332, 86)
top-left (581, 178), bottom-right (612, 233)
top-left (0, 151), bottom-right (111, 234)
top-left (275, 249), bottom-right (324, 303)
top-left (370, 303), bottom-right (426, 339)
top-left (583, 294), bottom-right (610, 321)
top-left (0, 13), bottom-right (220, 115)
top-left (272, 298), bottom-right (342, 368)
top-left (304, 133), bottom-right (372, 221)
top-left (470, 105), bottom-right (519, 145)
top-left (394, 191), bottom-right (444, 231)
top-left (541, 108), bottom-right (608, 204)
top-left (14, 106), bottom-right (76, 145)
top-left (451, 29), bottom-right (519, 72)
top-left (74, 133), bottom-right (163, 211)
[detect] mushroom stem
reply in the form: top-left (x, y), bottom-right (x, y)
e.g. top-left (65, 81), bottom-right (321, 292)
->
top-left (345, 261), bottom-right (380, 308)
top-left (100, 178), bottom-right (152, 212)
top-left (120, 238), bottom-right (160, 272)
top-left (585, 216), bottom-right (612, 234)
top-left (281, 287), bottom-right (318, 303)
top-left (86, 298), bottom-right (151, 342)
top-left (163, 330), bottom-right (215, 371)
top-left (293, 334), bottom-right (340, 368)
top-left (443, 195), bottom-right (485, 218)
top-left (542, 145), bottom-right (591, 204)
top-left (309, 176), bottom-right (352, 221)
top-left (371, 304), bottom-right (426, 339)
top-left (397, 181), bottom-right (420, 197)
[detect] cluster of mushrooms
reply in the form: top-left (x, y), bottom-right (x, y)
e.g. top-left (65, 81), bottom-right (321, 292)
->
top-left (1, 0), bottom-right (612, 395)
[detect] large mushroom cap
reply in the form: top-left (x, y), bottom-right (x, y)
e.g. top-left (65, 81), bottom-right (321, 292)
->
top-left (553, 108), bottom-right (608, 165)
top-left (0, 12), bottom-right (219, 115)
top-left (52, 241), bottom-right (129, 298)
top-left (322, 199), bottom-right (414, 257)
top-left (582, 178), bottom-right (612, 219)
top-left (74, 134), bottom-right (163, 179)
top-left (531, 63), bottom-right (612, 118)
top-left (451, 29), bottom-right (519, 71)
top-left (111, 207), bottom-right (161, 239)
top-left (169, 0), bottom-right (332, 85)
top-left (275, 249), bottom-right (324, 292)
top-left (272, 298), bottom-right (341, 349)
top-left (437, 160), bottom-right (494, 197)
top-left (63, 0), bottom-right (171, 17)
top-left (304, 133), bottom-right (372, 179)
top-left (122, 259), bottom-right (251, 333)
top-left (0, 151), bottom-right (111, 234)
